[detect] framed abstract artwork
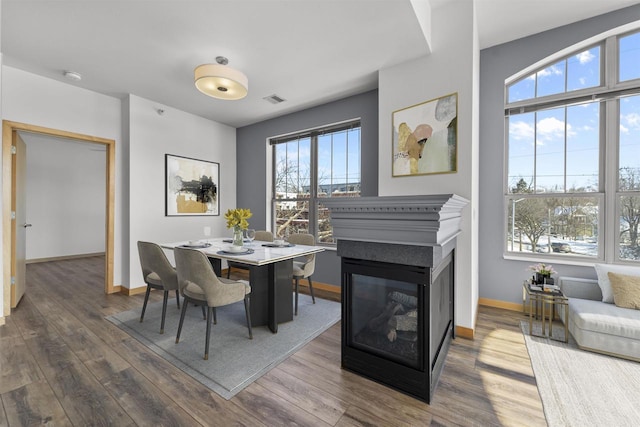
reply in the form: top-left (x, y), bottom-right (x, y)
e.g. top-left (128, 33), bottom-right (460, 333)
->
top-left (392, 92), bottom-right (458, 177)
top-left (165, 154), bottom-right (219, 216)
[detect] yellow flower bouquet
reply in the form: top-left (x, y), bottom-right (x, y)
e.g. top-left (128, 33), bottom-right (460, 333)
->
top-left (224, 208), bottom-right (252, 230)
top-left (225, 208), bottom-right (252, 246)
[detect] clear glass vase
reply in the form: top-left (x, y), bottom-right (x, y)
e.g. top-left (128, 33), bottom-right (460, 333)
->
top-left (233, 226), bottom-right (244, 247)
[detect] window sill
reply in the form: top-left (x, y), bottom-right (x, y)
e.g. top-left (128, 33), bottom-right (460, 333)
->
top-left (503, 253), bottom-right (599, 268)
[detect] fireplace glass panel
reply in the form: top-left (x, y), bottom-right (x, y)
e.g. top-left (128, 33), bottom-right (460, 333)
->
top-left (350, 274), bottom-right (421, 369)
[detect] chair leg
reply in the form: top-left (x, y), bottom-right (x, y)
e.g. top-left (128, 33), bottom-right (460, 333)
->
top-left (213, 307), bottom-right (217, 325)
top-left (140, 285), bottom-right (151, 322)
top-left (160, 290), bottom-right (169, 334)
top-left (227, 266), bottom-right (231, 279)
top-left (176, 300), bottom-right (188, 343)
top-left (308, 276), bottom-right (316, 304)
top-left (294, 277), bottom-right (300, 316)
top-left (244, 295), bottom-right (253, 339)
top-left (201, 305), bottom-right (206, 320)
top-left (204, 306), bottom-right (213, 360)
top-left (175, 290), bottom-right (180, 309)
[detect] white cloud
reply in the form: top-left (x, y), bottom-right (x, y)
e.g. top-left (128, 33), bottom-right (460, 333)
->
top-left (620, 124), bottom-right (629, 134)
top-left (537, 65), bottom-right (563, 78)
top-left (622, 112), bottom-right (640, 129)
top-left (509, 120), bottom-right (534, 140)
top-left (537, 116), bottom-right (575, 141)
top-left (538, 116), bottom-right (566, 134)
top-left (579, 77), bottom-right (586, 86)
top-left (576, 50), bottom-right (595, 64)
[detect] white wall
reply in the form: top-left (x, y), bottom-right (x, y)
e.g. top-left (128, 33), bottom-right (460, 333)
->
top-left (24, 136), bottom-right (106, 260)
top-left (128, 95), bottom-right (237, 290)
top-left (1, 66), bottom-right (123, 286)
top-left (378, 0), bottom-right (479, 330)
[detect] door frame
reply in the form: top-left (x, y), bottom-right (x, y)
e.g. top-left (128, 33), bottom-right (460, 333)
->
top-left (2, 120), bottom-right (116, 317)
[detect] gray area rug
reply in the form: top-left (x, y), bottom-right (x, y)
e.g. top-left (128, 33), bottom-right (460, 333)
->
top-left (107, 294), bottom-right (340, 399)
top-left (521, 321), bottom-right (640, 426)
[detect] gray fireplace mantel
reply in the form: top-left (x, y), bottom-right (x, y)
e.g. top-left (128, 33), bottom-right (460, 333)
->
top-left (322, 194), bottom-right (468, 248)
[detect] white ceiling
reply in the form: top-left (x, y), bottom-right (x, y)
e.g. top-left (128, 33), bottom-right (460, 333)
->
top-left (2, 0), bottom-right (639, 128)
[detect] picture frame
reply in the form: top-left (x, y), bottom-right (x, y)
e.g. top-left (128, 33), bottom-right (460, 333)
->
top-left (392, 92), bottom-right (458, 177)
top-left (165, 154), bottom-right (219, 216)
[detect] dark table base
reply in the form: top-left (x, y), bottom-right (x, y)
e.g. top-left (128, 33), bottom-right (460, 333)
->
top-left (209, 258), bottom-right (293, 333)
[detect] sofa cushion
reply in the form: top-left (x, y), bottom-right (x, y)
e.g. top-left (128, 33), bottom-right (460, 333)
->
top-left (568, 297), bottom-right (640, 341)
top-left (594, 264), bottom-right (640, 304)
top-left (608, 272), bottom-right (640, 310)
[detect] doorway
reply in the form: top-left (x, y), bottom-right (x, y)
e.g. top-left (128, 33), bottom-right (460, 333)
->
top-left (2, 121), bottom-right (116, 317)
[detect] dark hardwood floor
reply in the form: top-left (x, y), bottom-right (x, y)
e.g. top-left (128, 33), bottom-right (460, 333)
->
top-left (0, 256), bottom-right (546, 426)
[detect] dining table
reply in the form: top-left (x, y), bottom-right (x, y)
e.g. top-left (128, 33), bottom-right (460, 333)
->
top-left (161, 237), bottom-right (325, 333)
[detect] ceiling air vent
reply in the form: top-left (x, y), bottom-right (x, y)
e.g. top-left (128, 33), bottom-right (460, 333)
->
top-left (263, 94), bottom-right (286, 104)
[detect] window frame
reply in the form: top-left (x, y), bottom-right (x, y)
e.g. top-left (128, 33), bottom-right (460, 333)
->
top-left (504, 29), bottom-right (640, 265)
top-left (270, 119), bottom-right (361, 246)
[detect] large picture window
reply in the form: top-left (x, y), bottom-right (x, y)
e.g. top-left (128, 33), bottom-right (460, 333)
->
top-left (271, 120), bottom-right (361, 245)
top-left (505, 29), bottom-right (640, 263)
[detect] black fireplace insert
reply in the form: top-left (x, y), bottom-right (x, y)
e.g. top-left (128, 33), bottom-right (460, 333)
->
top-left (341, 251), bottom-right (454, 403)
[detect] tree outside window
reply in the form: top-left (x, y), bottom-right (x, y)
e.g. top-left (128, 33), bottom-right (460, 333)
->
top-left (272, 122), bottom-right (361, 244)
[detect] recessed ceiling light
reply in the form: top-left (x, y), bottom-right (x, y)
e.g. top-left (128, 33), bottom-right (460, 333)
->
top-left (63, 70), bottom-right (82, 81)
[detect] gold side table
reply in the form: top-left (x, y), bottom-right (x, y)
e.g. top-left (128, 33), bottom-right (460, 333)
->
top-left (522, 282), bottom-right (569, 343)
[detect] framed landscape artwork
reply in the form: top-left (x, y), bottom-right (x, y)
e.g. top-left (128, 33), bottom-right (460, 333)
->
top-left (392, 92), bottom-right (458, 177)
top-left (165, 154), bottom-right (219, 216)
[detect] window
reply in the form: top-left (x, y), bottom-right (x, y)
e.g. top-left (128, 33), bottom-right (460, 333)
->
top-left (619, 95), bottom-right (640, 261)
top-left (271, 120), bottom-right (361, 245)
top-left (505, 29), bottom-right (640, 263)
top-left (507, 46), bottom-right (601, 103)
top-left (619, 32), bottom-right (640, 82)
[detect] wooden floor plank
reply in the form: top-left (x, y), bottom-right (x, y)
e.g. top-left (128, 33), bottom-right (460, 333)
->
top-left (233, 381), bottom-right (333, 426)
top-left (1, 379), bottom-right (72, 427)
top-left (257, 366), bottom-right (349, 425)
top-left (0, 256), bottom-right (548, 426)
top-left (0, 336), bottom-right (43, 395)
top-left (0, 396), bottom-right (8, 427)
top-left (335, 404), bottom-right (419, 427)
top-left (112, 337), bottom-right (266, 427)
top-left (101, 367), bottom-right (199, 427)
top-left (24, 335), bottom-right (136, 426)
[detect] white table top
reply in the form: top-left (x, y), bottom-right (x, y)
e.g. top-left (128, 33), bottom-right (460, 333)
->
top-left (161, 237), bottom-right (325, 266)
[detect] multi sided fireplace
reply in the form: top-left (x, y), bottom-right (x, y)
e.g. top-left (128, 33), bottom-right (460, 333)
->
top-left (323, 194), bottom-right (467, 403)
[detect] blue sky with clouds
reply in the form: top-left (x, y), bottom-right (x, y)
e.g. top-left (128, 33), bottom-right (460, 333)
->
top-left (507, 37), bottom-right (640, 193)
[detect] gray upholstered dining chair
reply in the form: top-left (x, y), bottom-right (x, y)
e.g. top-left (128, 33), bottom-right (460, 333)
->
top-left (286, 233), bottom-right (316, 315)
top-left (174, 247), bottom-right (253, 360)
top-left (137, 241), bottom-right (181, 334)
top-left (226, 230), bottom-right (274, 278)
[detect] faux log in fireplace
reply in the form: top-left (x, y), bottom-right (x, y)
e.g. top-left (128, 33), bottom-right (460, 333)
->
top-left (323, 194), bottom-right (467, 403)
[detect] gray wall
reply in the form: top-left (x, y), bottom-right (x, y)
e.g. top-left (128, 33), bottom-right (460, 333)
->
top-left (236, 90), bottom-right (379, 286)
top-left (479, 5), bottom-right (640, 304)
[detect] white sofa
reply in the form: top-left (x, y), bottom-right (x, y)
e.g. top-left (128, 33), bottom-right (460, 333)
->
top-left (559, 276), bottom-right (640, 362)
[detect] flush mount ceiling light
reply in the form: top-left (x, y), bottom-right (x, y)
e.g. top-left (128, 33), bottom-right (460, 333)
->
top-left (194, 56), bottom-right (248, 100)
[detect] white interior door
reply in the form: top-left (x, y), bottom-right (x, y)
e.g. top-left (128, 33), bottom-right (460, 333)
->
top-left (11, 134), bottom-right (28, 308)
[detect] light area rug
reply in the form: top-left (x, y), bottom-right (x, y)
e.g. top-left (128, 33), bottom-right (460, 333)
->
top-left (521, 321), bottom-right (640, 426)
top-left (107, 294), bottom-right (340, 399)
